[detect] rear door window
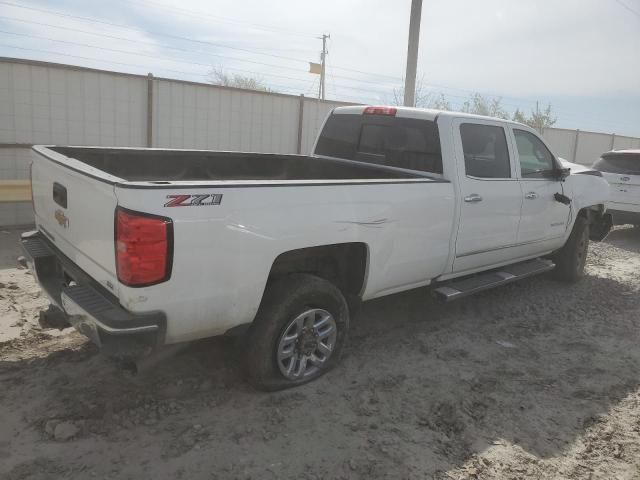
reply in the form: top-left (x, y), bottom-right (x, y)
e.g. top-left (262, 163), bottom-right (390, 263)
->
top-left (460, 123), bottom-right (511, 179)
top-left (314, 113), bottom-right (443, 174)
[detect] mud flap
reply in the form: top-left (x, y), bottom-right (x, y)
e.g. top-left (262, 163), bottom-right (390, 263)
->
top-left (589, 212), bottom-right (613, 242)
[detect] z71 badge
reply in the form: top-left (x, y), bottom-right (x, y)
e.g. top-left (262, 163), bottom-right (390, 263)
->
top-left (164, 194), bottom-right (223, 207)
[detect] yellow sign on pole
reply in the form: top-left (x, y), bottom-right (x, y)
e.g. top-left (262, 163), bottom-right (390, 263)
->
top-left (309, 62), bottom-right (321, 75)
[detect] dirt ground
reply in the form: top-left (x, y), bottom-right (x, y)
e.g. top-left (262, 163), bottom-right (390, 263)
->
top-left (1, 227), bottom-right (640, 480)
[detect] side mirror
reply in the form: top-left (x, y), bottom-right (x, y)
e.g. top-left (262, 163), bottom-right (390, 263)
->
top-left (541, 167), bottom-right (570, 180)
top-left (556, 167), bottom-right (570, 181)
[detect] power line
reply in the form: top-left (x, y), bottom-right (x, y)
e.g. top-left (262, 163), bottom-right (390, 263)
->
top-left (0, 44), bottom-right (307, 94)
top-left (0, 30), bottom-right (318, 86)
top-left (614, 0), bottom-right (640, 18)
top-left (0, 46), bottom-right (633, 132)
top-left (0, 15), bottom-right (401, 89)
top-left (0, 16), bottom-right (312, 72)
top-left (0, 40), bottom-right (397, 101)
top-left (0, 27), bottom-right (400, 96)
top-left (0, 1), bottom-right (406, 84)
top-left (0, 1), bottom-right (312, 64)
top-left (121, 0), bottom-right (319, 39)
top-left (0, 2), bottom-right (634, 131)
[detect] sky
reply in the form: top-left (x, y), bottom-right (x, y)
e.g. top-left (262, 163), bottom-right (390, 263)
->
top-left (0, 0), bottom-right (639, 136)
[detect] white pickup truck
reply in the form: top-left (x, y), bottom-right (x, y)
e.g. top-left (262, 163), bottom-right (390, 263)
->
top-left (23, 106), bottom-right (611, 390)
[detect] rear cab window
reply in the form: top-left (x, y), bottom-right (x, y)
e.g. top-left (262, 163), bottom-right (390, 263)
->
top-left (314, 112), bottom-right (443, 175)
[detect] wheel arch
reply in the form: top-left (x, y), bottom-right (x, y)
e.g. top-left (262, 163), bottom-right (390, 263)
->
top-left (578, 204), bottom-right (612, 241)
top-left (266, 242), bottom-right (369, 311)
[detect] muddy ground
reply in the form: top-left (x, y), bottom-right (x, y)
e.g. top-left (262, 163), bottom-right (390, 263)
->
top-left (1, 227), bottom-right (640, 480)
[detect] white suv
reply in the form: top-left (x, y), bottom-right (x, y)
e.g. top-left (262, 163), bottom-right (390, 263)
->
top-left (593, 150), bottom-right (640, 226)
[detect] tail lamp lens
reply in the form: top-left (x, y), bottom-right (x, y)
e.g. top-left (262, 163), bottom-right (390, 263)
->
top-left (115, 208), bottom-right (172, 287)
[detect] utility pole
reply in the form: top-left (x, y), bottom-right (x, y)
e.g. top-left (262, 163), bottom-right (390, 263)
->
top-left (318, 33), bottom-right (330, 100)
top-left (404, 0), bottom-right (423, 107)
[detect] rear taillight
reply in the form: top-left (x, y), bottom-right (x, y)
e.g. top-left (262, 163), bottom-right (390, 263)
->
top-left (363, 106), bottom-right (397, 116)
top-left (115, 207), bottom-right (173, 287)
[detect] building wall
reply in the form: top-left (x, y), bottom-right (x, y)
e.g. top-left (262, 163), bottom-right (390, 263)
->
top-left (1, 57), bottom-right (638, 226)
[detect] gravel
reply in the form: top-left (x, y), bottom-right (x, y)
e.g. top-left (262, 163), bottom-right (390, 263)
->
top-left (1, 226), bottom-right (640, 479)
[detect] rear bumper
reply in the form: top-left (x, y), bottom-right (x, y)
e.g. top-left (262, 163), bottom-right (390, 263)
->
top-left (21, 231), bottom-right (165, 349)
top-left (608, 209), bottom-right (640, 226)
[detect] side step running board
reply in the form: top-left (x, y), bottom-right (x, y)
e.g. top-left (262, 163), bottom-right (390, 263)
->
top-left (433, 258), bottom-right (555, 302)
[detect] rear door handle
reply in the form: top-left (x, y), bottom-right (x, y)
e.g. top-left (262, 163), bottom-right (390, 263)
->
top-left (464, 194), bottom-right (483, 203)
top-left (525, 192), bottom-right (538, 200)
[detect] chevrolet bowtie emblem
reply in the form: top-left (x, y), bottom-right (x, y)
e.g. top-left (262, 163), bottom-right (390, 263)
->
top-left (55, 209), bottom-right (69, 228)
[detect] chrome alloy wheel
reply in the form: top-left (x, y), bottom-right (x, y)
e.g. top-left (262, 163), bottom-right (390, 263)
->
top-left (276, 308), bottom-right (337, 380)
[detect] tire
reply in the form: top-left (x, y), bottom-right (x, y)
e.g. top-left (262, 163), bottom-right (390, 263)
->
top-left (245, 274), bottom-right (349, 391)
top-left (553, 215), bottom-right (589, 282)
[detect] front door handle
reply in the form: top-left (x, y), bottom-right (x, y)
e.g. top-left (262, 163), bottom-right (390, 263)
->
top-left (464, 194), bottom-right (483, 203)
top-left (525, 192), bottom-right (538, 200)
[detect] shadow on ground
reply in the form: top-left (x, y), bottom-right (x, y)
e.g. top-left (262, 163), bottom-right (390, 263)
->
top-left (0, 227), bottom-right (30, 270)
top-left (604, 225), bottom-right (640, 254)
top-left (2, 266), bottom-right (639, 479)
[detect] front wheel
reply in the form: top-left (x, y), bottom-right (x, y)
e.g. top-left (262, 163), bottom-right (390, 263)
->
top-left (245, 274), bottom-right (349, 391)
top-left (553, 215), bottom-right (589, 282)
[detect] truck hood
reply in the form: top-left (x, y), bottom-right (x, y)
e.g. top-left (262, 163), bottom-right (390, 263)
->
top-left (558, 157), bottom-right (596, 175)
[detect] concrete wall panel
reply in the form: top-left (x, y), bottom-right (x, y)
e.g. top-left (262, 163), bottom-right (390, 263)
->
top-left (0, 58), bottom-right (639, 226)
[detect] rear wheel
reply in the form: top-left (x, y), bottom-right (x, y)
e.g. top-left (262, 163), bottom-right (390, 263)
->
top-left (245, 274), bottom-right (349, 391)
top-left (553, 215), bottom-right (589, 282)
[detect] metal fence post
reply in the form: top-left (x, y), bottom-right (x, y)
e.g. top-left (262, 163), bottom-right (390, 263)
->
top-left (147, 73), bottom-right (154, 148)
top-left (572, 129), bottom-right (580, 162)
top-left (296, 94), bottom-right (305, 154)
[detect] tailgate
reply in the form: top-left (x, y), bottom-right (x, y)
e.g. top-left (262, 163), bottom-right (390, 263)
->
top-left (31, 147), bottom-right (120, 296)
top-left (603, 172), bottom-right (640, 209)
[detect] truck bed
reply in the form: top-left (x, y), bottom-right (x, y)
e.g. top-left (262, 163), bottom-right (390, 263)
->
top-left (48, 147), bottom-right (426, 182)
top-left (31, 143), bottom-right (454, 344)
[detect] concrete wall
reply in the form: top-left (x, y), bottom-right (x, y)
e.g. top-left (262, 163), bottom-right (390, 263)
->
top-left (152, 78), bottom-right (302, 153)
top-left (0, 61), bottom-right (148, 146)
top-left (542, 128), bottom-right (640, 167)
top-left (1, 56), bottom-right (639, 226)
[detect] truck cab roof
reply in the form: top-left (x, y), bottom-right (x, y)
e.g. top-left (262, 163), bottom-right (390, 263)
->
top-left (332, 105), bottom-right (529, 130)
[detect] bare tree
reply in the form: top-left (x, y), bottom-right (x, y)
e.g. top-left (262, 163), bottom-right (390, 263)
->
top-left (512, 108), bottom-right (528, 124)
top-left (430, 93), bottom-right (452, 111)
top-left (527, 103), bottom-right (557, 132)
top-left (512, 103), bottom-right (557, 132)
top-left (366, 76), bottom-right (559, 131)
top-left (460, 93), bottom-right (509, 119)
top-left (385, 76), bottom-right (452, 110)
top-left (207, 66), bottom-right (273, 92)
